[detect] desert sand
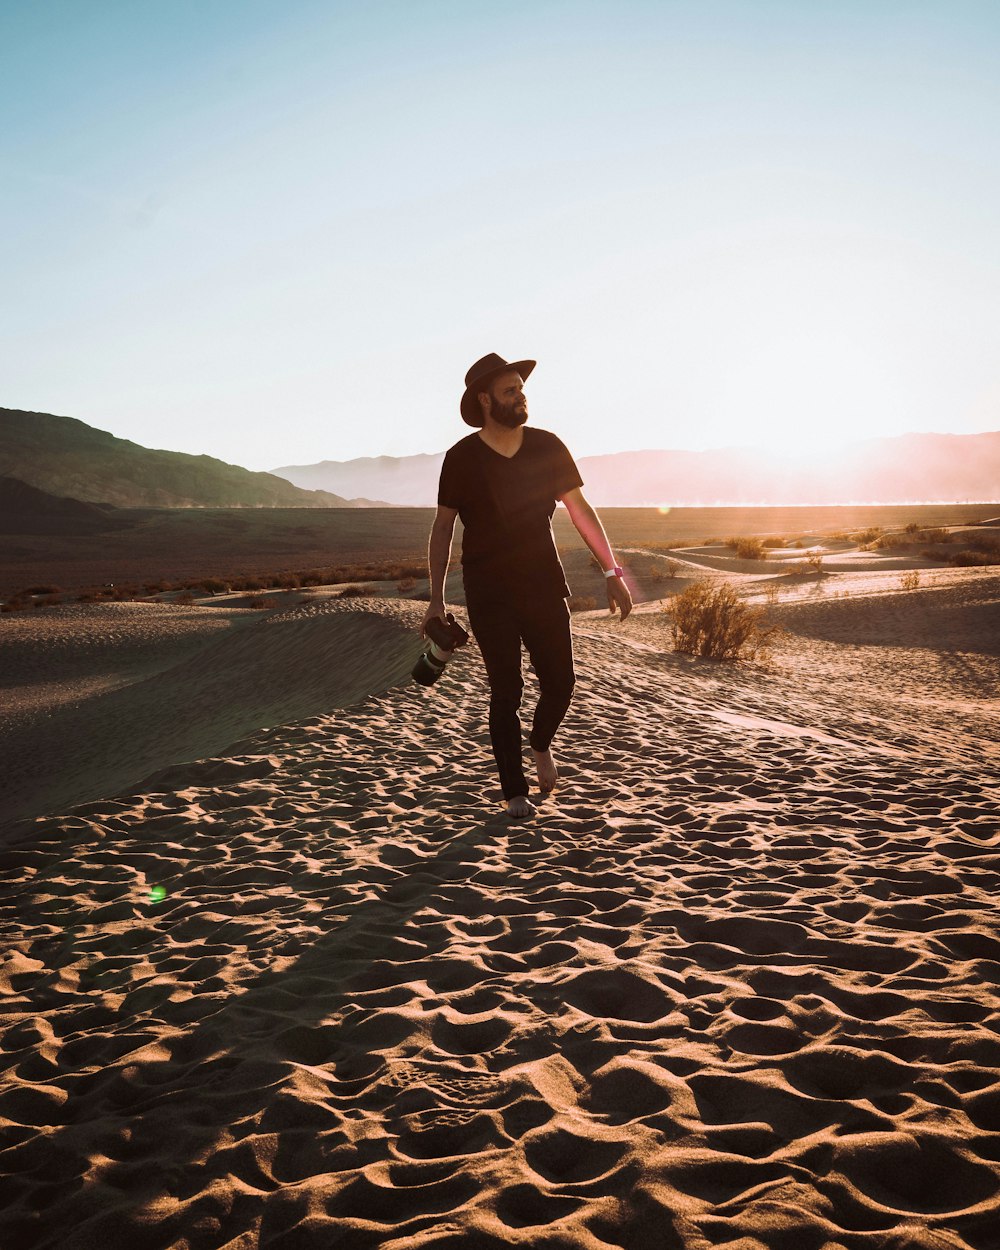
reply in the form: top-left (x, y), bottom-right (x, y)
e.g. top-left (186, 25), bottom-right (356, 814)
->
top-left (1, 541), bottom-right (999, 1249)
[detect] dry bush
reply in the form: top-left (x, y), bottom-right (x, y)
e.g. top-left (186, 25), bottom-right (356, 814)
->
top-left (726, 536), bottom-right (767, 560)
top-left (194, 577), bottom-right (228, 595)
top-left (667, 581), bottom-right (781, 662)
top-left (853, 527), bottom-right (883, 545)
top-left (567, 595), bottom-right (598, 612)
top-left (951, 546), bottom-right (1000, 567)
top-left (805, 549), bottom-right (824, 572)
top-left (338, 585), bottom-right (367, 598)
top-left (917, 528), bottom-right (950, 544)
top-left (900, 570), bottom-right (921, 590)
top-left (396, 577), bottom-right (417, 593)
top-left (904, 522), bottom-right (920, 534)
top-left (246, 594), bottom-right (269, 609)
top-left (762, 537), bottom-right (785, 549)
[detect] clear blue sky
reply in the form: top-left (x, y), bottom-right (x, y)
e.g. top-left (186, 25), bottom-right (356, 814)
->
top-left (2, 0), bottom-right (999, 470)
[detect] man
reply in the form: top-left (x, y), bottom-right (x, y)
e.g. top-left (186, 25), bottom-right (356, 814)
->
top-left (422, 352), bottom-right (632, 819)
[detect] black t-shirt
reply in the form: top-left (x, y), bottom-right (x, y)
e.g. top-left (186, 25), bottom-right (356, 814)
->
top-left (437, 427), bottom-right (584, 600)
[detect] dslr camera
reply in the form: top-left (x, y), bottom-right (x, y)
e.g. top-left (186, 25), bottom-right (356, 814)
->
top-left (412, 612), bottom-right (470, 687)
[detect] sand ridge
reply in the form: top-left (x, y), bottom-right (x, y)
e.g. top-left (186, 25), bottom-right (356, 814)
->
top-left (2, 576), bottom-right (1000, 1249)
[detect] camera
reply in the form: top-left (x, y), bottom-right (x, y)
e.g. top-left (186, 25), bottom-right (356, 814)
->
top-left (412, 612), bottom-right (470, 686)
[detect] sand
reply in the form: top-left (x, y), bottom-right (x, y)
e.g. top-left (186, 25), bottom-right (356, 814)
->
top-left (1, 557), bottom-right (999, 1249)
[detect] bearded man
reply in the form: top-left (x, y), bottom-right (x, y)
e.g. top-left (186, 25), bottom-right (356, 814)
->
top-left (422, 353), bottom-right (632, 819)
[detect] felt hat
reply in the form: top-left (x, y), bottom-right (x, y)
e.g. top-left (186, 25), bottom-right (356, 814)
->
top-left (460, 353), bottom-right (536, 427)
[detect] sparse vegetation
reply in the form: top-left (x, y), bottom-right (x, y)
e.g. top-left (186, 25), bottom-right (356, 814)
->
top-left (853, 527), bottom-right (883, 546)
top-left (726, 536), bottom-right (768, 560)
top-left (567, 595), bottom-right (598, 612)
top-left (338, 586), bottom-right (367, 598)
top-left (950, 545), bottom-right (1000, 567)
top-left (667, 581), bottom-right (782, 662)
top-left (396, 577), bottom-right (417, 593)
top-left (648, 559), bottom-right (682, 583)
top-left (900, 570), bottom-right (921, 590)
top-left (762, 537), bottom-right (785, 549)
top-left (805, 549), bottom-right (824, 573)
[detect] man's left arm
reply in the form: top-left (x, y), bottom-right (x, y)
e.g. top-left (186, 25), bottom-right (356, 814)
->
top-left (559, 486), bottom-right (633, 621)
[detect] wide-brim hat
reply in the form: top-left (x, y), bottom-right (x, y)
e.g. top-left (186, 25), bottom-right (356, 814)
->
top-left (460, 353), bottom-right (536, 427)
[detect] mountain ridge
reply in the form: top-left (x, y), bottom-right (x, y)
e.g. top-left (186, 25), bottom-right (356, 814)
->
top-left (273, 430), bottom-right (1000, 506)
top-left (0, 408), bottom-right (383, 508)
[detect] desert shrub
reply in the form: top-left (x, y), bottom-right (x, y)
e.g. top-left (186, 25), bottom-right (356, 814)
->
top-left (967, 536), bottom-right (1000, 556)
top-left (853, 527), bottom-right (882, 545)
top-left (951, 547), bottom-right (1000, 567)
top-left (725, 536), bottom-right (767, 560)
top-left (900, 570), bottom-right (921, 590)
top-left (176, 590), bottom-right (196, 605)
top-left (918, 528), bottom-right (950, 544)
top-left (22, 584), bottom-right (61, 596)
top-left (271, 573), bottom-right (300, 589)
top-left (338, 585), bottom-right (367, 598)
top-left (762, 537), bottom-right (785, 549)
top-left (246, 594), bottom-right (269, 609)
top-left (567, 595), bottom-right (598, 612)
top-left (793, 540), bottom-right (805, 549)
top-left (195, 577), bottom-right (228, 595)
top-left (300, 570), bottom-right (326, 586)
top-left (904, 522), bottom-right (920, 534)
top-left (805, 549), bottom-right (824, 572)
top-left (1, 595), bottom-right (31, 613)
top-left (667, 581), bottom-right (781, 661)
top-left (396, 577), bottom-right (417, 593)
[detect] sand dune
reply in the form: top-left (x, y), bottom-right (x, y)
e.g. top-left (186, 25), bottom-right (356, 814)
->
top-left (2, 566), bottom-right (999, 1249)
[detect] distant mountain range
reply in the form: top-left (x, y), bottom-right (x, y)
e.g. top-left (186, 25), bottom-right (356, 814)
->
top-left (0, 408), bottom-right (382, 508)
top-left (274, 430), bottom-right (1000, 506)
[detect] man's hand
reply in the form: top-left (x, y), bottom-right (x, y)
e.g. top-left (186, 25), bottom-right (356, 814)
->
top-left (421, 601), bottom-right (447, 638)
top-left (607, 576), bottom-right (633, 621)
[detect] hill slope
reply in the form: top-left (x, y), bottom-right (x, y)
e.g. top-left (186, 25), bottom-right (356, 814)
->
top-left (0, 476), bottom-right (131, 534)
top-left (0, 408), bottom-right (371, 508)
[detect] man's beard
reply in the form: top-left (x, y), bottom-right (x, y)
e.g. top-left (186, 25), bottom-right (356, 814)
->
top-left (491, 397), bottom-right (528, 429)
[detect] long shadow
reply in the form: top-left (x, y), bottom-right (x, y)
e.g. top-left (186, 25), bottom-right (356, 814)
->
top-left (0, 807), bottom-right (531, 1248)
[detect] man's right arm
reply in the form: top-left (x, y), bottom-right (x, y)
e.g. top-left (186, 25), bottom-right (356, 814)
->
top-left (422, 505), bottom-right (458, 636)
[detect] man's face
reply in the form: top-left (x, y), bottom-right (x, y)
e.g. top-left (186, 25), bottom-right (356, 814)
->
top-left (487, 371), bottom-right (528, 428)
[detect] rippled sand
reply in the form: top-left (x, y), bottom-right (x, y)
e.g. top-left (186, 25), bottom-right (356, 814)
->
top-left (1, 567), bottom-right (999, 1249)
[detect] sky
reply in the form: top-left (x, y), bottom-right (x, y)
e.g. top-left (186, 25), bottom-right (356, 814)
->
top-left (2, 0), bottom-right (999, 471)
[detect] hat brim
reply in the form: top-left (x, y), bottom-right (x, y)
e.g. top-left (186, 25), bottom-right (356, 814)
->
top-left (460, 359), bottom-right (536, 427)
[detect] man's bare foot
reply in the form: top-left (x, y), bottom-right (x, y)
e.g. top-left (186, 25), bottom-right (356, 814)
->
top-left (506, 795), bottom-right (535, 820)
top-left (531, 747), bottom-right (558, 794)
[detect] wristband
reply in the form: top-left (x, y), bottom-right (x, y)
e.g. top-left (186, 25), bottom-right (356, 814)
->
top-left (604, 566), bottom-right (624, 578)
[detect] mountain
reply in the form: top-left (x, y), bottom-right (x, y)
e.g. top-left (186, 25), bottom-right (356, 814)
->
top-left (0, 408), bottom-right (378, 508)
top-left (273, 452), bottom-right (446, 507)
top-left (274, 431), bottom-right (1000, 507)
top-left (0, 476), bottom-right (132, 534)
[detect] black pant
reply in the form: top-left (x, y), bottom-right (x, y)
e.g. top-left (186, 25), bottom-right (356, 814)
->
top-left (465, 590), bottom-right (576, 800)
